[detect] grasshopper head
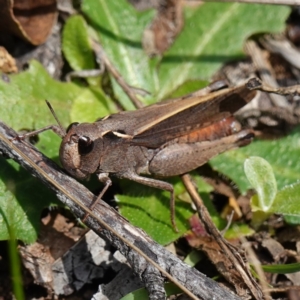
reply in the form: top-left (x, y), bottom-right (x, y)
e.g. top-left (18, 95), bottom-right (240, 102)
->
top-left (59, 122), bottom-right (103, 180)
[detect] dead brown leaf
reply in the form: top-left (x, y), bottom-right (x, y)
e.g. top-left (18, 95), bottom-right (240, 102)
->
top-left (0, 0), bottom-right (57, 45)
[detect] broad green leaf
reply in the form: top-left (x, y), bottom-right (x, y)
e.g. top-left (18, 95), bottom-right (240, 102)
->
top-left (0, 60), bottom-right (81, 157)
top-left (210, 127), bottom-right (300, 194)
top-left (167, 80), bottom-right (209, 98)
top-left (244, 157), bottom-right (277, 211)
top-left (157, 3), bottom-right (289, 99)
top-left (62, 15), bottom-right (99, 86)
top-left (283, 215), bottom-right (300, 224)
top-left (117, 178), bottom-right (194, 245)
top-left (70, 87), bottom-right (117, 122)
top-left (0, 61), bottom-right (103, 242)
top-left (0, 60), bottom-right (115, 153)
top-left (117, 174), bottom-right (230, 245)
top-left (62, 15), bottom-right (95, 72)
top-left (82, 0), bottom-right (156, 109)
top-left (0, 61), bottom-right (77, 241)
top-left (0, 158), bottom-right (58, 243)
top-left (269, 182), bottom-right (300, 217)
top-left (82, 1), bottom-right (289, 106)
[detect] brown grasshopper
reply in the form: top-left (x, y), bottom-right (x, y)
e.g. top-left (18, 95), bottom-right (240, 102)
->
top-left (18, 81), bottom-right (256, 230)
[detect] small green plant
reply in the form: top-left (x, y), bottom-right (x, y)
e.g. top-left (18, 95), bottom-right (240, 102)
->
top-left (244, 156), bottom-right (300, 227)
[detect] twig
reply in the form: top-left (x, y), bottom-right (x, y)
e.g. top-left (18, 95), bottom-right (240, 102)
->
top-left (0, 122), bottom-right (244, 300)
top-left (91, 39), bottom-right (144, 109)
top-left (181, 173), bottom-right (263, 300)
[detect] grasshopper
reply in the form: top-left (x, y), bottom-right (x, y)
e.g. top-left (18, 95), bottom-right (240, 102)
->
top-left (18, 81), bottom-right (256, 230)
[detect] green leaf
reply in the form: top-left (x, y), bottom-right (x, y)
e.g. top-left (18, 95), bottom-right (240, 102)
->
top-left (0, 60), bottom-right (81, 157)
top-left (82, 0), bottom-right (156, 109)
top-left (184, 250), bottom-right (204, 267)
top-left (262, 262), bottom-right (300, 274)
top-left (117, 174), bottom-right (229, 245)
top-left (62, 15), bottom-right (100, 86)
top-left (210, 127), bottom-right (300, 194)
top-left (82, 1), bottom-right (289, 106)
top-left (244, 157), bottom-right (277, 211)
top-left (269, 182), bottom-right (300, 218)
top-left (8, 232), bottom-right (25, 300)
top-left (167, 80), bottom-right (209, 98)
top-left (157, 3), bottom-right (289, 99)
top-left (0, 61), bottom-right (99, 242)
top-left (62, 15), bottom-right (95, 71)
top-left (117, 178), bottom-right (194, 245)
top-left (283, 215), bottom-right (300, 224)
top-left (70, 87), bottom-right (117, 123)
top-left (120, 287), bottom-right (149, 300)
top-left (223, 223), bottom-right (254, 240)
top-left (240, 156), bottom-right (300, 224)
top-left (0, 158), bottom-right (58, 243)
top-left (120, 282), bottom-right (182, 300)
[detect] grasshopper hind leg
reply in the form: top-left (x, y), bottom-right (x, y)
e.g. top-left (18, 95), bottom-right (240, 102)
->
top-left (122, 172), bottom-right (178, 232)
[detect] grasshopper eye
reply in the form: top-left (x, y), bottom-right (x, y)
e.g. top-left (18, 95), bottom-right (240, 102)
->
top-left (66, 122), bottom-right (79, 133)
top-left (78, 136), bottom-right (94, 155)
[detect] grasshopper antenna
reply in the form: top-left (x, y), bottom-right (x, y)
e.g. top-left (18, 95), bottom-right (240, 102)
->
top-left (247, 78), bottom-right (300, 96)
top-left (45, 100), bottom-right (66, 137)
